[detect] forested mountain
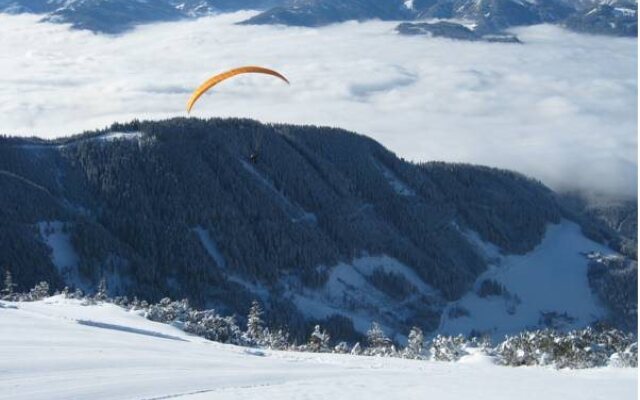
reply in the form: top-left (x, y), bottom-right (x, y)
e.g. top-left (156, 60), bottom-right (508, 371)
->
top-left (239, 0), bottom-right (411, 26)
top-left (241, 0), bottom-right (636, 37)
top-left (0, 0), bottom-right (279, 33)
top-left (0, 118), bottom-right (635, 341)
top-left (0, 0), bottom-right (636, 36)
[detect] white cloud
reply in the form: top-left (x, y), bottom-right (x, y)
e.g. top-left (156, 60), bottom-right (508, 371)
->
top-left (0, 12), bottom-right (636, 198)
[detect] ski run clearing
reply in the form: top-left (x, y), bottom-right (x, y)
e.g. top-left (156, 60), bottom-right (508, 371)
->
top-left (0, 297), bottom-right (636, 400)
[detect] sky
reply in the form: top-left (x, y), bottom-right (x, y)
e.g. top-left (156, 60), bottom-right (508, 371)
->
top-left (0, 12), bottom-right (636, 199)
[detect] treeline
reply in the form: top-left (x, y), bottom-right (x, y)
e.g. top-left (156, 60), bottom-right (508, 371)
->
top-left (2, 273), bottom-right (636, 370)
top-left (587, 253), bottom-right (638, 332)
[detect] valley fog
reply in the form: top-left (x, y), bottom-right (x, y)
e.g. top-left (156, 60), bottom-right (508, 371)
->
top-left (0, 11), bottom-right (636, 198)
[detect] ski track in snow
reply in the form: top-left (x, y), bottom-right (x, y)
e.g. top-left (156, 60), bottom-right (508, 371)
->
top-left (0, 297), bottom-right (635, 400)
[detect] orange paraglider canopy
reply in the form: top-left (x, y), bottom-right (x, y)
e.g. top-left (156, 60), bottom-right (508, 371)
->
top-left (186, 66), bottom-right (289, 113)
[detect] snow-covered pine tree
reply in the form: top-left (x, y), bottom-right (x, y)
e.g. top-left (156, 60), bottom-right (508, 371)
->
top-left (308, 325), bottom-right (331, 352)
top-left (244, 300), bottom-right (265, 345)
top-left (366, 322), bottom-right (395, 356)
top-left (2, 270), bottom-right (16, 299)
top-left (95, 278), bottom-right (108, 301)
top-left (403, 326), bottom-right (424, 359)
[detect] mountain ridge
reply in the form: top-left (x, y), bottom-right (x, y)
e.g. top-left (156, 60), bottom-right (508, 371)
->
top-left (0, 0), bottom-right (636, 36)
top-left (0, 117), bottom-right (635, 341)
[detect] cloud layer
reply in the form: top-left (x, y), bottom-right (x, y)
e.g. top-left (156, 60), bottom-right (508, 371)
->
top-left (0, 12), bottom-right (636, 198)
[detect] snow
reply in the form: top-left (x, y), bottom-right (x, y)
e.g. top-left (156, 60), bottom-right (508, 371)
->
top-left (12, 131), bottom-right (144, 151)
top-left (440, 220), bottom-right (613, 340)
top-left (95, 131), bottom-right (144, 141)
top-left (193, 226), bottom-right (227, 269)
top-left (404, 0), bottom-right (415, 9)
top-left (375, 161), bottom-right (416, 196)
top-left (0, 297), bottom-right (636, 400)
top-left (614, 7), bottom-right (637, 16)
top-left (292, 256), bottom-right (436, 338)
top-left (37, 221), bottom-right (87, 289)
top-left (192, 226), bottom-right (271, 298)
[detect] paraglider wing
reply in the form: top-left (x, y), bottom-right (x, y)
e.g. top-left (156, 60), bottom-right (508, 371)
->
top-left (186, 66), bottom-right (289, 113)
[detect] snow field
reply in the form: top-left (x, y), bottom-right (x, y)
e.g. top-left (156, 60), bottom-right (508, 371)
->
top-left (0, 296), bottom-right (636, 400)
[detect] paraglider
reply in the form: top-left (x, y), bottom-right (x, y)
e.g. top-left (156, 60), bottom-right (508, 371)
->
top-left (186, 66), bottom-right (290, 163)
top-left (186, 66), bottom-right (290, 114)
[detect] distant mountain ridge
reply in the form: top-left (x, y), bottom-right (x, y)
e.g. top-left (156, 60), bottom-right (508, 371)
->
top-left (237, 0), bottom-right (637, 37)
top-left (0, 0), bottom-right (636, 36)
top-left (0, 0), bottom-right (278, 33)
top-left (0, 118), bottom-right (635, 341)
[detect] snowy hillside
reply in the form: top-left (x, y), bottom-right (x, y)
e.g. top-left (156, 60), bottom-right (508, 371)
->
top-left (440, 220), bottom-right (614, 339)
top-left (0, 296), bottom-right (636, 400)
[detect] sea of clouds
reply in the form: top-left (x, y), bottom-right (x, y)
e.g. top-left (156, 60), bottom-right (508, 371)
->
top-left (0, 12), bottom-right (636, 198)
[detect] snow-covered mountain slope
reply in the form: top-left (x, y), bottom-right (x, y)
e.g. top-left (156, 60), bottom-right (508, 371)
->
top-left (0, 118), bottom-right (635, 342)
top-left (0, 297), bottom-right (636, 400)
top-left (1, 0), bottom-right (635, 35)
top-left (0, 0), bottom-right (279, 33)
top-left (441, 220), bottom-right (613, 340)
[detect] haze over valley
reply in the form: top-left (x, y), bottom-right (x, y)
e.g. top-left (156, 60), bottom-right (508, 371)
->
top-left (0, 11), bottom-right (636, 199)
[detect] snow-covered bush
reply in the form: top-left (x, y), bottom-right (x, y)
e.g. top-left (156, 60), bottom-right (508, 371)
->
top-left (263, 328), bottom-right (290, 350)
top-left (496, 328), bottom-right (637, 369)
top-left (128, 297), bottom-right (148, 310)
top-left (497, 331), bottom-right (552, 366)
top-left (334, 341), bottom-right (350, 354)
top-left (68, 288), bottom-right (85, 300)
top-left (6, 273), bottom-right (637, 369)
top-left (610, 342), bottom-right (638, 368)
top-left (28, 281), bottom-right (50, 301)
top-left (183, 310), bottom-right (243, 344)
top-left (429, 335), bottom-right (468, 361)
top-left (146, 298), bottom-right (191, 324)
top-left (112, 296), bottom-right (130, 307)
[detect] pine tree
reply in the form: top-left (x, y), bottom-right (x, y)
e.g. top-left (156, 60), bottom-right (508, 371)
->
top-left (308, 325), bottom-right (331, 352)
top-left (2, 270), bottom-right (16, 298)
top-left (367, 322), bottom-right (385, 347)
top-left (245, 300), bottom-right (265, 345)
top-left (95, 278), bottom-right (108, 301)
top-left (403, 326), bottom-right (424, 359)
top-left (366, 322), bottom-right (395, 356)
